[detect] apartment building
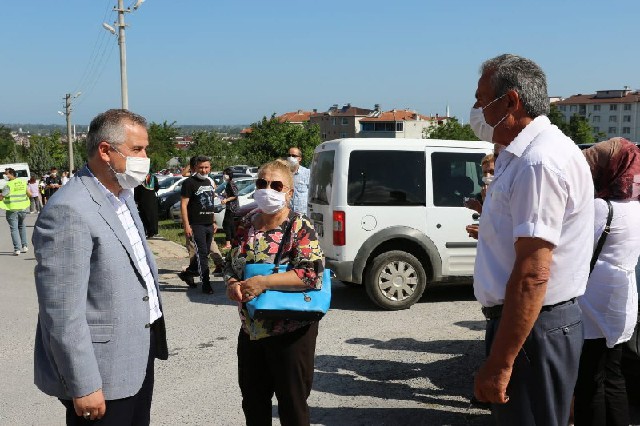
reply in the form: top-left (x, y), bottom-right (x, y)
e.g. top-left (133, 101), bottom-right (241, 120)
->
top-left (553, 87), bottom-right (640, 142)
top-left (309, 104), bottom-right (374, 141)
top-left (359, 108), bottom-right (446, 139)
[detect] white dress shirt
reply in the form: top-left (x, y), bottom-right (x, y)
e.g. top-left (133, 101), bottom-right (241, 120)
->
top-left (94, 178), bottom-right (163, 323)
top-left (579, 199), bottom-right (640, 347)
top-left (474, 116), bottom-right (594, 307)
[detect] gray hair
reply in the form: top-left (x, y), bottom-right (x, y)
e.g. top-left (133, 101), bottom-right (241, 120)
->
top-left (86, 109), bottom-right (147, 157)
top-left (480, 54), bottom-right (549, 118)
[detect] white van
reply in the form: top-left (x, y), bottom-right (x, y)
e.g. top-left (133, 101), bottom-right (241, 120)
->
top-left (308, 138), bottom-right (492, 310)
top-left (0, 162), bottom-right (31, 189)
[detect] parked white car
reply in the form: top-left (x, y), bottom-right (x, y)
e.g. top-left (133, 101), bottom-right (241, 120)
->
top-left (308, 137), bottom-right (492, 310)
top-left (157, 176), bottom-right (186, 197)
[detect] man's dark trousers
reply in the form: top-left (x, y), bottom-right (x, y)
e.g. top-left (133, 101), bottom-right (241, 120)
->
top-left (187, 223), bottom-right (213, 287)
top-left (486, 300), bottom-right (583, 426)
top-left (60, 327), bottom-right (157, 425)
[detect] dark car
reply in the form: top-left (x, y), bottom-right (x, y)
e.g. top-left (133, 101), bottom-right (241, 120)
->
top-left (158, 187), bottom-right (183, 219)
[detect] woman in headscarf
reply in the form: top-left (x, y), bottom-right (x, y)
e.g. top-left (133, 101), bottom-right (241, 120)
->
top-left (574, 138), bottom-right (640, 425)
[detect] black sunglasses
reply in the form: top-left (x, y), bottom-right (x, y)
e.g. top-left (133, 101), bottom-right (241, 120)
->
top-left (256, 178), bottom-right (288, 192)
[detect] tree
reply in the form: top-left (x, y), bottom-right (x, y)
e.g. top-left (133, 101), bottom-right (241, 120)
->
top-left (567, 114), bottom-right (596, 144)
top-left (0, 125), bottom-right (19, 162)
top-left (424, 118), bottom-right (480, 141)
top-left (236, 115), bottom-right (322, 167)
top-left (186, 131), bottom-right (232, 170)
top-left (27, 135), bottom-right (56, 176)
top-left (548, 104), bottom-right (604, 144)
top-left (147, 121), bottom-right (180, 171)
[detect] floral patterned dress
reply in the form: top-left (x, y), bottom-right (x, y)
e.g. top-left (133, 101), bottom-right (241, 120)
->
top-left (224, 210), bottom-right (324, 340)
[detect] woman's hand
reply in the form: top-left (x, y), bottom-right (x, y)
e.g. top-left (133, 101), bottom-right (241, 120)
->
top-left (239, 276), bottom-right (268, 302)
top-left (226, 280), bottom-right (243, 302)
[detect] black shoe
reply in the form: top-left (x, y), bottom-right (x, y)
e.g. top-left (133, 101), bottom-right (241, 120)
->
top-left (202, 283), bottom-right (213, 294)
top-left (177, 271), bottom-right (197, 288)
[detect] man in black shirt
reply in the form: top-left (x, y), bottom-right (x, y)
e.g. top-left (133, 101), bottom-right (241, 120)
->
top-left (44, 167), bottom-right (62, 202)
top-left (178, 155), bottom-right (216, 294)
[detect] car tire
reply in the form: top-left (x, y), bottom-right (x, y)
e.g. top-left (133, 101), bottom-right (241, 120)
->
top-left (364, 250), bottom-right (427, 310)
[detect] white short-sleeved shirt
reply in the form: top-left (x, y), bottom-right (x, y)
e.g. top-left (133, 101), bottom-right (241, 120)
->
top-left (579, 199), bottom-right (640, 347)
top-left (474, 116), bottom-right (595, 307)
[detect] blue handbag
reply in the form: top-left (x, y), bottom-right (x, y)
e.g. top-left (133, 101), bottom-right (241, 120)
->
top-left (244, 216), bottom-right (331, 321)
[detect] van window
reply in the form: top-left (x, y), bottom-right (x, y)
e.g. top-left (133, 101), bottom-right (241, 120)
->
top-left (347, 151), bottom-right (425, 206)
top-left (431, 152), bottom-right (484, 207)
top-left (14, 169), bottom-right (29, 178)
top-left (309, 150), bottom-right (335, 205)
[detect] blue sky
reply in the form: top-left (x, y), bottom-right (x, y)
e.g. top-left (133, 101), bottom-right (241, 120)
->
top-left (3, 0), bottom-right (639, 126)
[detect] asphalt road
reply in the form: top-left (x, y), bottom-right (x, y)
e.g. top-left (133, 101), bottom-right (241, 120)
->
top-left (1, 211), bottom-right (494, 425)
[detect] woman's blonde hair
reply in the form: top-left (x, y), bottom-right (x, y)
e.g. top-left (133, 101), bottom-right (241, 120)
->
top-left (258, 159), bottom-right (294, 190)
top-left (481, 153), bottom-right (495, 167)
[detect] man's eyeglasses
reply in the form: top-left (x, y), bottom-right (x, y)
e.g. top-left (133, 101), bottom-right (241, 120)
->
top-left (256, 178), bottom-right (289, 192)
top-left (288, 153), bottom-right (301, 158)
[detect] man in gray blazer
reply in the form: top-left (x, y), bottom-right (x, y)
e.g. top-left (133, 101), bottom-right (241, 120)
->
top-left (33, 109), bottom-right (168, 425)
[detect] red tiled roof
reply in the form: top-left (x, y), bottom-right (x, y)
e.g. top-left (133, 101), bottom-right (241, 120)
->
top-left (555, 92), bottom-right (640, 105)
top-left (277, 110), bottom-right (313, 123)
top-left (360, 109), bottom-right (443, 122)
top-left (240, 128), bottom-right (252, 134)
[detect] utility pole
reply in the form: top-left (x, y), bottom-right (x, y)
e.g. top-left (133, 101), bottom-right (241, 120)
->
top-left (104, 1), bottom-right (143, 109)
top-left (64, 94), bottom-right (75, 173)
top-left (115, 0), bottom-right (128, 109)
top-left (59, 92), bottom-right (81, 174)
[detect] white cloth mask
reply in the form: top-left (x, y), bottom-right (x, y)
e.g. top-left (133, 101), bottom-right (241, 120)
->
top-left (469, 94), bottom-right (507, 142)
top-left (482, 175), bottom-right (494, 186)
top-left (194, 173), bottom-right (208, 180)
top-left (253, 188), bottom-right (287, 214)
top-left (109, 147), bottom-right (150, 189)
top-left (287, 156), bottom-right (299, 165)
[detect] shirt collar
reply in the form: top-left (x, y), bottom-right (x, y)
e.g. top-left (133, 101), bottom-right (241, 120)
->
top-left (87, 167), bottom-right (132, 207)
top-left (503, 115), bottom-right (551, 158)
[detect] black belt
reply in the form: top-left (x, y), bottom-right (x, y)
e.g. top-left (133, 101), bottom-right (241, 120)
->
top-left (481, 297), bottom-right (576, 320)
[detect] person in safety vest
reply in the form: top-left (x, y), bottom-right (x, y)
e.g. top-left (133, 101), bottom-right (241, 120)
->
top-left (0, 167), bottom-right (31, 255)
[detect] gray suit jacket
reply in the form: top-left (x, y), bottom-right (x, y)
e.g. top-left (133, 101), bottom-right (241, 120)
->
top-left (33, 166), bottom-right (168, 400)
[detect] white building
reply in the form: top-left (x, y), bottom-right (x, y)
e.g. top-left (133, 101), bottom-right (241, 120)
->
top-left (553, 87), bottom-right (640, 142)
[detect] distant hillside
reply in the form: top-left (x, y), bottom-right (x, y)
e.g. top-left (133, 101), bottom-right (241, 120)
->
top-left (1, 123), bottom-right (248, 136)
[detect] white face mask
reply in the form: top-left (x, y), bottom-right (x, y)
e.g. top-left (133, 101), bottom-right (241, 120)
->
top-left (287, 156), bottom-right (299, 165)
top-left (482, 175), bottom-right (494, 186)
top-left (253, 188), bottom-right (287, 214)
top-left (469, 94), bottom-right (507, 142)
top-left (109, 147), bottom-right (150, 189)
top-left (194, 172), bottom-right (208, 180)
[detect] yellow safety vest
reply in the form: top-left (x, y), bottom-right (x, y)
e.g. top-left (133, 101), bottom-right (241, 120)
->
top-left (1, 179), bottom-right (30, 211)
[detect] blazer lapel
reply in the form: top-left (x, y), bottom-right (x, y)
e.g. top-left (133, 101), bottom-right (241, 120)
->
top-left (78, 167), bottom-right (148, 288)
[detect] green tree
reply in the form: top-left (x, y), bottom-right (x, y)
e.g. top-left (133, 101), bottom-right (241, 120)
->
top-left (0, 125), bottom-right (19, 162)
top-left (237, 115), bottom-right (322, 167)
top-left (567, 114), bottom-right (596, 144)
top-left (548, 104), bottom-right (604, 143)
top-left (147, 121), bottom-right (180, 171)
top-left (424, 118), bottom-right (480, 141)
top-left (186, 131), bottom-right (233, 170)
top-left (27, 135), bottom-right (56, 175)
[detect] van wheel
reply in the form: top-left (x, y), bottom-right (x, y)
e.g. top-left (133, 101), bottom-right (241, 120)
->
top-left (365, 251), bottom-right (427, 310)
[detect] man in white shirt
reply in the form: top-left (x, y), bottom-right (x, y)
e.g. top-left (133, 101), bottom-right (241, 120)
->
top-left (470, 54), bottom-right (594, 425)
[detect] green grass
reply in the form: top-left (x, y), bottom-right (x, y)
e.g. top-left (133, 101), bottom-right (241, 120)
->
top-left (158, 219), bottom-right (229, 254)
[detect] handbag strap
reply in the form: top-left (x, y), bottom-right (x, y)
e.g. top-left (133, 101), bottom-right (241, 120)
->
top-left (272, 214), bottom-right (298, 271)
top-left (589, 199), bottom-right (613, 275)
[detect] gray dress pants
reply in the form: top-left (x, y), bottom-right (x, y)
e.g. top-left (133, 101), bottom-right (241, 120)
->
top-left (485, 299), bottom-right (583, 426)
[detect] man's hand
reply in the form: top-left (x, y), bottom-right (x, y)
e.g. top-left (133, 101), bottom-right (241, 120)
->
top-left (474, 360), bottom-right (512, 404)
top-left (184, 224), bottom-right (192, 238)
top-left (464, 198), bottom-right (483, 214)
top-left (466, 224), bottom-right (479, 240)
top-left (73, 389), bottom-right (106, 421)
